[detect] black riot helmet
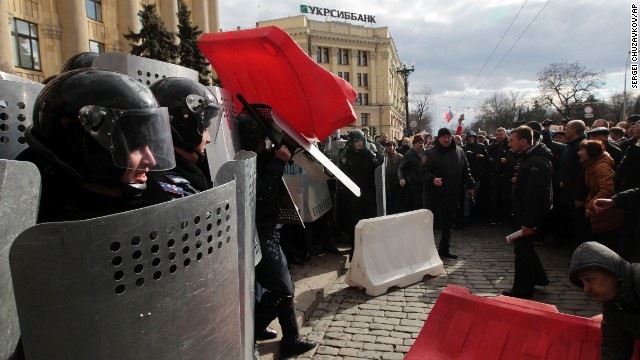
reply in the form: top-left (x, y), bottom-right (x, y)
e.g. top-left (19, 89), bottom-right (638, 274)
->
top-left (149, 77), bottom-right (221, 153)
top-left (26, 69), bottom-right (175, 184)
top-left (347, 129), bottom-right (367, 151)
top-left (60, 52), bottom-right (99, 73)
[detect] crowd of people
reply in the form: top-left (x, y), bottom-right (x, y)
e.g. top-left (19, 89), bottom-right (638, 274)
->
top-left (4, 51), bottom-right (639, 359)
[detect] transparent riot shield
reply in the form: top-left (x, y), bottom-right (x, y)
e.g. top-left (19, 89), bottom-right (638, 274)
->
top-left (0, 160), bottom-right (40, 359)
top-left (206, 86), bottom-right (240, 180)
top-left (214, 150), bottom-right (259, 360)
top-left (92, 53), bottom-right (198, 86)
top-left (10, 181), bottom-right (242, 360)
top-left (0, 80), bottom-right (44, 159)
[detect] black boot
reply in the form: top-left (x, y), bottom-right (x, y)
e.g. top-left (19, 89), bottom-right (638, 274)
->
top-left (254, 292), bottom-right (281, 337)
top-left (277, 296), bottom-right (317, 358)
top-left (255, 326), bottom-right (278, 340)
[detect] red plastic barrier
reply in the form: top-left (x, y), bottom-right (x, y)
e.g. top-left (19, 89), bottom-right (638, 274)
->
top-left (405, 285), bottom-right (603, 360)
top-left (198, 26), bottom-right (357, 142)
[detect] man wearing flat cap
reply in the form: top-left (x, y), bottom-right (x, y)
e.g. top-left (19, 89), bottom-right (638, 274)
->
top-left (587, 127), bottom-right (623, 167)
top-left (419, 128), bottom-right (475, 259)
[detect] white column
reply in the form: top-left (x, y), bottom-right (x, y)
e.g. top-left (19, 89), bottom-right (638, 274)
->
top-left (209, 0), bottom-right (220, 32)
top-left (118, 0), bottom-right (141, 53)
top-left (0, 0), bottom-right (15, 72)
top-left (192, 0), bottom-right (209, 33)
top-left (58, 0), bottom-right (89, 63)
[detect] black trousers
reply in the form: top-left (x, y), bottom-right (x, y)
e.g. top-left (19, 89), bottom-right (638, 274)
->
top-left (490, 176), bottom-right (511, 222)
top-left (513, 234), bottom-right (548, 291)
top-left (435, 208), bottom-right (455, 254)
top-left (255, 229), bottom-right (294, 296)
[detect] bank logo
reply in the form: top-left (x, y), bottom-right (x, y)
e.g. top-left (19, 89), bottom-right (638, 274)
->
top-left (299, 4), bottom-right (376, 23)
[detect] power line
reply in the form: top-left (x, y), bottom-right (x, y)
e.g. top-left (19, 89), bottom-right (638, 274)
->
top-left (454, 0), bottom-right (529, 110)
top-left (477, 0), bottom-right (551, 89)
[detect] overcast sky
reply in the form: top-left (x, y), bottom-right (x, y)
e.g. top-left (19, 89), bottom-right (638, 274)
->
top-left (218, 1), bottom-right (630, 128)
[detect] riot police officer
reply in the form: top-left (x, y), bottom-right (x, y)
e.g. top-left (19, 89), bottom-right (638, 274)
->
top-left (19, 69), bottom-right (177, 223)
top-left (337, 129), bottom-right (383, 245)
top-left (237, 108), bottom-right (317, 358)
top-left (150, 77), bottom-right (221, 194)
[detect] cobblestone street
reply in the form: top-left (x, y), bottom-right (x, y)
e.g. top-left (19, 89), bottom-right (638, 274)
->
top-left (293, 223), bottom-right (602, 360)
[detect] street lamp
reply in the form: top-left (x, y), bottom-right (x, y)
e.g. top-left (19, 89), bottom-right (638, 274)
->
top-left (396, 63), bottom-right (415, 136)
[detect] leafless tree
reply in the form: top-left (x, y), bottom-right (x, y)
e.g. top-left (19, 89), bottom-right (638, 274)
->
top-left (537, 61), bottom-right (605, 121)
top-left (475, 91), bottom-right (526, 132)
top-left (409, 86), bottom-right (434, 133)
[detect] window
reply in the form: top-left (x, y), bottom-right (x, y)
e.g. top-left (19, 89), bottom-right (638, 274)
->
top-left (361, 113), bottom-right (369, 126)
top-left (86, 0), bottom-right (103, 22)
top-left (363, 73), bottom-right (369, 87)
top-left (363, 93), bottom-right (369, 105)
top-left (338, 71), bottom-right (349, 82)
top-left (357, 73), bottom-right (362, 86)
top-left (89, 40), bottom-right (105, 53)
top-left (11, 18), bottom-right (40, 71)
top-left (316, 47), bottom-right (330, 63)
top-left (357, 50), bottom-right (368, 66)
top-left (356, 93), bottom-right (362, 105)
top-left (338, 49), bottom-right (349, 65)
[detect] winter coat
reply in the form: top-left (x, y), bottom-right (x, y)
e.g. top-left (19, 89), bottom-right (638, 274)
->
top-left (419, 140), bottom-right (474, 210)
top-left (487, 139), bottom-right (512, 177)
top-left (462, 142), bottom-right (489, 180)
top-left (583, 153), bottom-right (624, 234)
top-left (511, 142), bottom-right (553, 228)
top-left (569, 242), bottom-right (640, 360)
top-left (398, 147), bottom-right (423, 184)
top-left (559, 135), bottom-right (588, 205)
top-left (616, 142), bottom-right (640, 192)
top-left (386, 152), bottom-right (403, 188)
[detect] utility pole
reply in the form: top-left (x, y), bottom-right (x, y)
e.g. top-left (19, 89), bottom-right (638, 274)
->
top-left (623, 51), bottom-right (631, 122)
top-left (396, 63), bottom-right (414, 136)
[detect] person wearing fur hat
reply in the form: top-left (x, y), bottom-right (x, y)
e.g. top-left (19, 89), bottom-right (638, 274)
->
top-left (419, 128), bottom-right (475, 259)
top-left (569, 241), bottom-right (640, 360)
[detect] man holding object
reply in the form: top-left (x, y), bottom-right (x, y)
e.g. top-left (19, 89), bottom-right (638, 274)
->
top-left (503, 126), bottom-right (553, 299)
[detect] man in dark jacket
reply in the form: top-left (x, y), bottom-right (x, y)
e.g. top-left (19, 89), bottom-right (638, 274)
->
top-left (419, 128), bottom-right (475, 259)
top-left (399, 134), bottom-right (425, 211)
top-left (502, 126), bottom-right (552, 299)
top-left (487, 127), bottom-right (513, 225)
top-left (569, 241), bottom-right (640, 360)
top-left (594, 187), bottom-right (640, 261)
top-left (560, 120), bottom-right (590, 244)
top-left (462, 132), bottom-right (488, 222)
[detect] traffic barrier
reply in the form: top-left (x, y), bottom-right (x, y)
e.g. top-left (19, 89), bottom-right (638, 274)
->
top-left (405, 285), bottom-right (603, 360)
top-left (345, 209), bottom-right (443, 296)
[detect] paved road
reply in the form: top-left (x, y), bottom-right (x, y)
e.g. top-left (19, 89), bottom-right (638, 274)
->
top-left (293, 222), bottom-right (602, 359)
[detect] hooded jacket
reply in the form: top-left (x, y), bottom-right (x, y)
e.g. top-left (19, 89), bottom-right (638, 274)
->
top-left (569, 242), bottom-right (640, 360)
top-left (511, 142), bottom-right (553, 228)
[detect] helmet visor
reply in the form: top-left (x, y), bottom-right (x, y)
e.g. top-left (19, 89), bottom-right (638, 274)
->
top-left (78, 105), bottom-right (176, 170)
top-left (185, 94), bottom-right (222, 138)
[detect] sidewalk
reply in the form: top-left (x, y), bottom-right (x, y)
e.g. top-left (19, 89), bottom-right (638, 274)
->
top-left (257, 245), bottom-right (350, 360)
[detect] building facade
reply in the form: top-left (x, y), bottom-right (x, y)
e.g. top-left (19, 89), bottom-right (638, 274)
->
top-left (258, 15), bottom-right (407, 141)
top-left (0, 0), bottom-right (219, 82)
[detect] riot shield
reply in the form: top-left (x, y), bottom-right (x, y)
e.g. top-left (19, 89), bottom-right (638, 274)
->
top-left (0, 160), bottom-right (40, 359)
top-left (214, 150), bottom-right (259, 360)
top-left (10, 181), bottom-right (242, 360)
top-left (0, 71), bottom-right (41, 84)
top-left (282, 161), bottom-right (332, 223)
top-left (0, 80), bottom-right (44, 159)
top-left (92, 53), bottom-right (198, 86)
top-left (206, 86), bottom-right (240, 180)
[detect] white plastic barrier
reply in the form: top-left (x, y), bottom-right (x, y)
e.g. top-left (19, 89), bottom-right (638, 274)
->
top-left (345, 209), bottom-right (443, 296)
